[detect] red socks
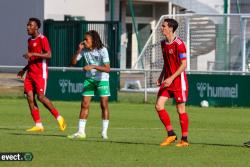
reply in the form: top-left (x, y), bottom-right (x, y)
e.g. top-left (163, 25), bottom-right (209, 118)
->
top-left (31, 108), bottom-right (59, 123)
top-left (31, 108), bottom-right (41, 123)
top-left (157, 109), bottom-right (173, 132)
top-left (179, 113), bottom-right (189, 138)
top-left (50, 108), bottom-right (60, 119)
top-left (158, 109), bottom-right (189, 140)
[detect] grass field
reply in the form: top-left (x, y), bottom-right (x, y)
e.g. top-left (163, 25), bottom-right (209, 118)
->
top-left (0, 97), bottom-right (250, 167)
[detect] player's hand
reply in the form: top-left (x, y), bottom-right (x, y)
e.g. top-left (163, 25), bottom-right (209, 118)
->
top-left (23, 52), bottom-right (33, 59)
top-left (17, 70), bottom-right (25, 79)
top-left (163, 77), bottom-right (173, 87)
top-left (78, 41), bottom-right (85, 51)
top-left (83, 65), bottom-right (95, 71)
top-left (156, 79), bottom-right (162, 86)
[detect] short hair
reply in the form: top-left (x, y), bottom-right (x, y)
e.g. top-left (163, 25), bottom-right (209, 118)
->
top-left (164, 18), bottom-right (178, 33)
top-left (85, 30), bottom-right (104, 50)
top-left (29, 17), bottom-right (41, 29)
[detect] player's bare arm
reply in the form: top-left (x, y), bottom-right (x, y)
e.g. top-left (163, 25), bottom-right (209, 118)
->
top-left (17, 70), bottom-right (25, 79)
top-left (17, 64), bottom-right (29, 79)
top-left (157, 66), bottom-right (165, 86)
top-left (83, 63), bottom-right (110, 73)
top-left (71, 42), bottom-right (85, 66)
top-left (163, 59), bottom-right (187, 87)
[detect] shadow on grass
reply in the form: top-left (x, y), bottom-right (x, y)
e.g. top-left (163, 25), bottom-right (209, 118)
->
top-left (60, 138), bottom-right (246, 148)
top-left (9, 132), bottom-right (158, 146)
top-left (190, 142), bottom-right (244, 148)
top-left (7, 131), bottom-right (245, 148)
top-left (0, 127), bottom-right (23, 131)
top-left (0, 127), bottom-right (66, 138)
top-left (9, 132), bottom-right (66, 138)
top-left (73, 138), bottom-right (159, 146)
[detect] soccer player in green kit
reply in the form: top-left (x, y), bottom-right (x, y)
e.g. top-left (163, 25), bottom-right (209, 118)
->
top-left (68, 30), bottom-right (110, 139)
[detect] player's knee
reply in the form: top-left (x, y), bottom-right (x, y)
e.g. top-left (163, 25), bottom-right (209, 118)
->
top-left (177, 109), bottom-right (186, 114)
top-left (176, 104), bottom-right (186, 114)
top-left (37, 94), bottom-right (45, 102)
top-left (81, 101), bottom-right (89, 110)
top-left (155, 103), bottom-right (163, 111)
top-left (100, 97), bottom-right (108, 109)
top-left (26, 94), bottom-right (33, 100)
top-left (100, 103), bottom-right (108, 111)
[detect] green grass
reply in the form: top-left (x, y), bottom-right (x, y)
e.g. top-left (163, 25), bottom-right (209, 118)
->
top-left (0, 98), bottom-right (250, 167)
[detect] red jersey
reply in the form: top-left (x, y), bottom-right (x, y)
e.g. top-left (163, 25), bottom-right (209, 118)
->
top-left (161, 37), bottom-right (188, 91)
top-left (27, 34), bottom-right (51, 79)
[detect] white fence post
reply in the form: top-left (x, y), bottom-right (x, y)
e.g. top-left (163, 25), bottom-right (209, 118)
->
top-left (144, 70), bottom-right (148, 102)
top-left (186, 16), bottom-right (191, 71)
top-left (241, 17), bottom-right (247, 73)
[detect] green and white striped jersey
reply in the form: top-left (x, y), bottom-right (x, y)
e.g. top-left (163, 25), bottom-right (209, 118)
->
top-left (77, 47), bottom-right (110, 81)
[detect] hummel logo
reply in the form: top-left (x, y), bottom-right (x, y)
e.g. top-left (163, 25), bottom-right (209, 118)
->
top-left (196, 82), bottom-right (207, 97)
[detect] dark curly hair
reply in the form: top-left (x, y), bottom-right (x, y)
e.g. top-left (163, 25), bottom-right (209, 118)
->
top-left (85, 30), bottom-right (104, 50)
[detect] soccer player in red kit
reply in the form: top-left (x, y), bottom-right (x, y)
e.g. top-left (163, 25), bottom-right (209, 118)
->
top-left (155, 18), bottom-right (189, 147)
top-left (17, 18), bottom-right (66, 132)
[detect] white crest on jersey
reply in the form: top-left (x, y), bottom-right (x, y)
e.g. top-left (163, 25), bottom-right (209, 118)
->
top-left (168, 49), bottom-right (174, 54)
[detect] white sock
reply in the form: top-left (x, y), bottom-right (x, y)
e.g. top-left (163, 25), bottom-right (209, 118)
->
top-left (102, 120), bottom-right (109, 134)
top-left (36, 123), bottom-right (43, 127)
top-left (78, 119), bottom-right (87, 134)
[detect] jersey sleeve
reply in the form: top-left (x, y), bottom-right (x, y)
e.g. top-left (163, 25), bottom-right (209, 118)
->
top-left (178, 42), bottom-right (187, 60)
top-left (102, 47), bottom-right (110, 64)
top-left (77, 51), bottom-right (83, 61)
top-left (41, 36), bottom-right (51, 53)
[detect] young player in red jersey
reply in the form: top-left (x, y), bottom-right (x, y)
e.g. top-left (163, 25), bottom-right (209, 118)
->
top-left (155, 18), bottom-right (189, 147)
top-left (17, 18), bottom-right (66, 132)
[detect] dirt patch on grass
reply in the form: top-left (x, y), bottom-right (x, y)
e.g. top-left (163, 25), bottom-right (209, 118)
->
top-left (0, 73), bottom-right (24, 98)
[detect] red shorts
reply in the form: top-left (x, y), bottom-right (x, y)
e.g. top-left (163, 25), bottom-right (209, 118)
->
top-left (24, 73), bottom-right (47, 95)
top-left (157, 85), bottom-right (188, 103)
